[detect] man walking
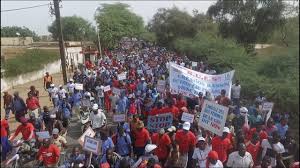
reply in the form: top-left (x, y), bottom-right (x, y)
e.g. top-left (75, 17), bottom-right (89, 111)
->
top-left (3, 91), bottom-right (13, 119)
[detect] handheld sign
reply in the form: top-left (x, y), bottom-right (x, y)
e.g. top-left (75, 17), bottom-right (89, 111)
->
top-left (75, 83), bottom-right (83, 90)
top-left (192, 62), bottom-right (198, 67)
top-left (147, 113), bottom-right (173, 132)
top-left (199, 100), bottom-right (229, 136)
top-left (112, 87), bottom-right (121, 95)
top-left (137, 70), bottom-right (143, 74)
top-left (181, 112), bottom-right (194, 123)
top-left (118, 73), bottom-right (126, 81)
top-left (262, 102), bottom-right (274, 123)
top-left (78, 127), bottom-right (96, 146)
top-left (103, 85), bottom-right (111, 92)
top-left (262, 102), bottom-right (274, 111)
top-left (83, 136), bottom-right (101, 154)
top-left (113, 114), bottom-right (126, 122)
top-left (157, 80), bottom-right (166, 93)
top-left (36, 131), bottom-right (50, 139)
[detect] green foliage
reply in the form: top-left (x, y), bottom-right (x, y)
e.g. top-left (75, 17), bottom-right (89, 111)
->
top-left (140, 31), bottom-right (157, 43)
top-left (1, 26), bottom-right (40, 41)
top-left (207, 0), bottom-right (285, 49)
top-left (3, 49), bottom-right (60, 77)
top-left (48, 15), bottom-right (96, 41)
top-left (95, 3), bottom-right (145, 49)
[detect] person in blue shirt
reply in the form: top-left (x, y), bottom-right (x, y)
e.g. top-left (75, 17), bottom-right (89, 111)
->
top-left (114, 126), bottom-right (132, 157)
top-left (101, 131), bottom-right (115, 156)
top-left (276, 117), bottom-right (289, 140)
top-left (117, 93), bottom-right (129, 114)
top-left (71, 89), bottom-right (82, 119)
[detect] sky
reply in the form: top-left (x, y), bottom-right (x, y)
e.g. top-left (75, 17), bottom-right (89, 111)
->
top-left (1, 1), bottom-right (216, 35)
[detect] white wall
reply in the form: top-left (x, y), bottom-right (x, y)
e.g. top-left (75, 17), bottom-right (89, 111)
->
top-left (65, 47), bottom-right (84, 67)
top-left (1, 37), bottom-right (33, 46)
top-left (1, 59), bottom-right (61, 92)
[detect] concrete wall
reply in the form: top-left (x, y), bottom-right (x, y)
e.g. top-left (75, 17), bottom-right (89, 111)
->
top-left (1, 59), bottom-right (62, 92)
top-left (65, 47), bottom-right (84, 67)
top-left (1, 37), bottom-right (33, 46)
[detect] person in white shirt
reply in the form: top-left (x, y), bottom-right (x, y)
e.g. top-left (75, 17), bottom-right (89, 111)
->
top-left (95, 85), bottom-right (105, 109)
top-left (89, 104), bottom-right (106, 132)
top-left (58, 85), bottom-right (67, 99)
top-left (231, 80), bottom-right (241, 108)
top-left (48, 84), bottom-right (59, 107)
top-left (207, 150), bottom-right (223, 168)
top-left (227, 143), bottom-right (254, 168)
top-left (260, 131), bottom-right (285, 168)
top-left (67, 79), bottom-right (75, 94)
top-left (192, 136), bottom-right (212, 168)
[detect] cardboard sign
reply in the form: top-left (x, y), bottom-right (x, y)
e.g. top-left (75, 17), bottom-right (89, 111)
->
top-left (262, 102), bottom-right (274, 111)
top-left (75, 83), bottom-right (83, 90)
top-left (192, 62), bottom-right (198, 67)
top-left (181, 112), bottom-right (194, 123)
top-left (157, 80), bottom-right (166, 92)
top-left (118, 73), bottom-right (126, 81)
top-left (103, 85), bottom-right (111, 92)
top-left (199, 100), bottom-right (229, 136)
top-left (78, 127), bottom-right (96, 146)
top-left (147, 113), bottom-right (173, 132)
top-left (113, 114), bottom-right (126, 122)
top-left (112, 87), bottom-right (121, 95)
top-left (83, 136), bottom-right (101, 154)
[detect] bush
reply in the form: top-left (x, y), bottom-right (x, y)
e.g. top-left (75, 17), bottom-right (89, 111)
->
top-left (4, 49), bottom-right (60, 77)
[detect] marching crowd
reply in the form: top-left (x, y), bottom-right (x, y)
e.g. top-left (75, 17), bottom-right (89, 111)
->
top-left (1, 37), bottom-right (299, 168)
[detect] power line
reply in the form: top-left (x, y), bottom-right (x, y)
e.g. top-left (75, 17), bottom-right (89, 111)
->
top-left (1, 3), bottom-right (50, 12)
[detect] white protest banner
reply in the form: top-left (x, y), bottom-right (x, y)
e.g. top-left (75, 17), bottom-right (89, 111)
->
top-left (147, 113), bottom-right (173, 132)
top-left (118, 73), bottom-right (126, 81)
top-left (78, 127), bottom-right (95, 146)
top-left (192, 62), bottom-right (198, 67)
top-left (75, 83), bottom-right (83, 90)
top-left (199, 100), bottom-right (229, 136)
top-left (113, 114), bottom-right (126, 122)
top-left (157, 80), bottom-right (166, 92)
top-left (83, 136), bottom-right (101, 154)
top-left (112, 87), bottom-right (121, 95)
top-left (181, 112), bottom-right (194, 123)
top-left (262, 102), bottom-right (274, 123)
top-left (169, 63), bottom-right (235, 98)
top-left (262, 102), bottom-right (274, 111)
top-left (103, 85), bottom-right (111, 92)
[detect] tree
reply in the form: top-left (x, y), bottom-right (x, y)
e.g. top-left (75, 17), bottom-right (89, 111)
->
top-left (207, 0), bottom-right (285, 51)
top-left (48, 15), bottom-right (96, 41)
top-left (95, 3), bottom-right (145, 49)
top-left (148, 7), bottom-right (196, 48)
top-left (1, 26), bottom-right (40, 41)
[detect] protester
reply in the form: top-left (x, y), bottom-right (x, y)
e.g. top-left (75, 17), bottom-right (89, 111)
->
top-left (151, 128), bottom-right (171, 165)
top-left (26, 93), bottom-right (40, 117)
top-left (227, 143), bottom-right (254, 168)
top-left (9, 117), bottom-right (35, 142)
top-left (231, 80), bottom-right (241, 108)
top-left (36, 138), bottom-right (60, 167)
top-left (1, 118), bottom-right (11, 161)
top-left (11, 91), bottom-right (27, 122)
top-left (133, 120), bottom-right (151, 158)
top-left (3, 91), bottom-right (13, 119)
top-left (192, 136), bottom-right (212, 167)
top-left (211, 127), bottom-right (233, 163)
top-left (206, 150), bottom-right (223, 168)
top-left (28, 85), bottom-right (40, 99)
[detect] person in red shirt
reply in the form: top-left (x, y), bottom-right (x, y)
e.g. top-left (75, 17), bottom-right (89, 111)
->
top-left (151, 128), bottom-right (172, 165)
top-left (149, 102), bottom-right (164, 116)
top-left (9, 117), bottom-right (35, 141)
top-left (37, 138), bottom-right (60, 167)
top-left (211, 127), bottom-right (233, 163)
top-left (26, 93), bottom-right (40, 117)
top-left (246, 132), bottom-right (261, 166)
top-left (175, 122), bottom-right (196, 167)
top-left (215, 89), bottom-right (231, 107)
top-left (1, 118), bottom-right (11, 161)
top-left (247, 123), bottom-right (268, 142)
top-left (175, 94), bottom-right (187, 110)
top-left (133, 121), bottom-right (150, 158)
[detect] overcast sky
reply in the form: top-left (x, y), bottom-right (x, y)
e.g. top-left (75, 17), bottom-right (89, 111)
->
top-left (1, 1), bottom-right (216, 35)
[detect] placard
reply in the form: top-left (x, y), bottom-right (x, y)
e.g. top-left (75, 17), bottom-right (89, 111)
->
top-left (137, 70), bottom-right (143, 74)
top-left (78, 127), bottom-right (96, 146)
top-left (199, 100), bottom-right (229, 136)
top-left (181, 112), bottom-right (194, 123)
top-left (157, 80), bottom-right (166, 92)
top-left (75, 83), bottom-right (83, 90)
top-left (36, 131), bottom-right (50, 139)
top-left (147, 113), bottom-right (173, 132)
top-left (192, 62), bottom-right (198, 67)
top-left (118, 73), bottom-right (126, 81)
top-left (113, 114), bottom-right (126, 122)
top-left (262, 102), bottom-right (274, 111)
top-left (103, 85), bottom-right (111, 92)
top-left (83, 136), bottom-right (101, 154)
top-left (146, 69), bottom-right (152, 75)
top-left (112, 87), bottom-right (121, 95)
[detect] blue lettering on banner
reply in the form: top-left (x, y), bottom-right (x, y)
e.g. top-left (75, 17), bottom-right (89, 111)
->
top-left (147, 113), bottom-right (173, 132)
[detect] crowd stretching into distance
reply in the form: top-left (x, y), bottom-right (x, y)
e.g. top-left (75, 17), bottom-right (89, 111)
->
top-left (1, 38), bottom-right (299, 168)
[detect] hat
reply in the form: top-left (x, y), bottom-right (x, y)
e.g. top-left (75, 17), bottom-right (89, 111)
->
top-left (92, 104), bottom-right (98, 110)
top-left (19, 117), bottom-right (28, 124)
top-left (145, 144), bottom-right (157, 153)
top-left (159, 128), bottom-right (165, 134)
top-left (223, 127), bottom-right (230, 133)
top-left (167, 126), bottom-right (176, 132)
top-left (208, 151), bottom-right (219, 160)
top-left (141, 77), bottom-right (145, 81)
top-left (52, 128), bottom-right (59, 135)
top-left (240, 107), bottom-right (248, 113)
top-left (50, 84), bottom-right (55, 87)
top-left (197, 136), bottom-right (206, 142)
top-left (136, 121), bottom-right (144, 129)
top-left (69, 79), bottom-right (74, 82)
top-left (59, 85), bottom-right (62, 88)
top-left (182, 122), bottom-right (191, 131)
top-left (181, 107), bottom-right (188, 113)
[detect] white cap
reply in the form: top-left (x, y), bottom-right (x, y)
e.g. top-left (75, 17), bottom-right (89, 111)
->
top-left (198, 136), bottom-right (206, 141)
top-left (141, 77), bottom-right (145, 81)
top-left (240, 107), bottom-right (248, 113)
top-left (182, 122), bottom-right (191, 131)
top-left (52, 128), bottom-right (59, 135)
top-left (59, 85), bottom-right (62, 88)
top-left (145, 144), bottom-right (157, 153)
top-left (92, 104), bottom-right (98, 110)
top-left (69, 79), bottom-right (74, 82)
top-left (167, 126), bottom-right (176, 132)
top-left (223, 127), bottom-right (230, 133)
top-left (50, 113), bottom-right (56, 119)
top-left (50, 84), bottom-right (55, 87)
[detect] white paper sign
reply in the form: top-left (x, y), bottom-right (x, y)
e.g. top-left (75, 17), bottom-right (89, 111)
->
top-left (112, 87), bottom-right (121, 95)
top-left (103, 85), bottom-right (111, 92)
top-left (157, 80), bottom-right (166, 92)
top-left (181, 112), bottom-right (194, 123)
top-left (113, 114), bottom-right (126, 122)
top-left (262, 102), bottom-right (274, 111)
top-left (137, 70), bottom-right (143, 74)
top-left (83, 136), bottom-right (101, 154)
top-left (192, 62), bottom-right (198, 67)
top-left (199, 100), bottom-right (229, 136)
top-left (118, 73), bottom-right (126, 81)
top-left (75, 83), bottom-right (83, 90)
top-left (146, 69), bottom-right (152, 75)
top-left (78, 127), bottom-right (95, 146)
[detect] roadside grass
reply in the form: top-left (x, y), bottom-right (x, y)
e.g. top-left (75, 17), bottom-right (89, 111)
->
top-left (3, 49), bottom-right (60, 77)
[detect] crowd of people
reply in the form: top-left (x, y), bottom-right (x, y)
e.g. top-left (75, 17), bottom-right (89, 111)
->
top-left (1, 37), bottom-right (299, 168)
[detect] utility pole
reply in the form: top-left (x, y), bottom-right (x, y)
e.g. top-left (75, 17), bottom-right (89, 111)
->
top-left (53, 0), bottom-right (67, 84)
